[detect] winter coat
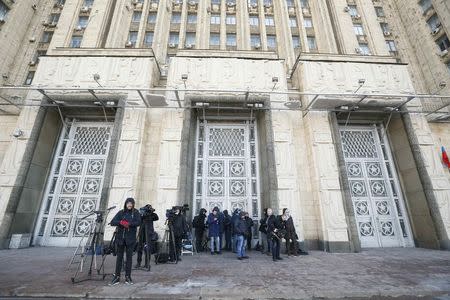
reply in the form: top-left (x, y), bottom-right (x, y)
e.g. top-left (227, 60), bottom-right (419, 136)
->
top-left (111, 208), bottom-right (142, 245)
top-left (171, 213), bottom-right (188, 238)
top-left (234, 218), bottom-right (249, 236)
top-left (223, 214), bottom-right (232, 233)
top-left (284, 216), bottom-right (297, 240)
top-left (207, 213), bottom-right (221, 237)
top-left (192, 214), bottom-right (207, 233)
top-left (245, 217), bottom-right (254, 234)
top-left (259, 216), bottom-right (268, 234)
top-left (231, 213), bottom-right (240, 234)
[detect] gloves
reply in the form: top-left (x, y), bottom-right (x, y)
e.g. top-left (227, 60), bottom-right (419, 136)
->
top-left (119, 219), bottom-right (130, 229)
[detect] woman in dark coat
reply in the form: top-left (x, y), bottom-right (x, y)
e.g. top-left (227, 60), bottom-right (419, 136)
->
top-left (281, 208), bottom-right (298, 256)
top-left (109, 198), bottom-right (141, 285)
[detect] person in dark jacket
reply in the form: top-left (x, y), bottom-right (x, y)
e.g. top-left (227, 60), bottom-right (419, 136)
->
top-left (192, 208), bottom-right (207, 252)
top-left (231, 208), bottom-right (241, 253)
top-left (234, 211), bottom-right (250, 260)
top-left (281, 208), bottom-right (299, 256)
top-left (208, 207), bottom-right (222, 255)
top-left (259, 208), bottom-right (271, 255)
top-left (267, 208), bottom-right (283, 262)
top-left (244, 212), bottom-right (254, 250)
top-left (109, 198), bottom-right (141, 285)
top-left (223, 210), bottom-right (232, 251)
top-left (169, 206), bottom-right (188, 262)
top-left (135, 204), bottom-right (159, 269)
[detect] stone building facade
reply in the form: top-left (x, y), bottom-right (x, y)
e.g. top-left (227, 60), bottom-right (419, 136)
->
top-left (0, 0), bottom-right (449, 252)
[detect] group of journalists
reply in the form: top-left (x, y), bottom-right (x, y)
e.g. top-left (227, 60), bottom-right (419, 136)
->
top-left (108, 198), bottom-right (301, 285)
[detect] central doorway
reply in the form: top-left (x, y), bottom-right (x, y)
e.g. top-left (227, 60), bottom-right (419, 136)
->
top-left (192, 119), bottom-right (261, 234)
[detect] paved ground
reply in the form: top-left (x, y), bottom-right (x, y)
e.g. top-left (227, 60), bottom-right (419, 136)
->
top-left (0, 247), bottom-right (449, 299)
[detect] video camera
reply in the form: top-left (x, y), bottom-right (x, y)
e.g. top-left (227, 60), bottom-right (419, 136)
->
top-left (139, 204), bottom-right (155, 218)
top-left (166, 204), bottom-right (189, 222)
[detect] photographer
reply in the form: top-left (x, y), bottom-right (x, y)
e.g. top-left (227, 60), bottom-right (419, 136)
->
top-left (192, 208), bottom-right (207, 252)
top-left (234, 211), bottom-right (249, 260)
top-left (109, 198), bottom-right (141, 285)
top-left (135, 204), bottom-right (159, 269)
top-left (168, 206), bottom-right (188, 262)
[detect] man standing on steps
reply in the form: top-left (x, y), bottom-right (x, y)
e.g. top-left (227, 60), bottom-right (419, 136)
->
top-left (234, 211), bottom-right (250, 260)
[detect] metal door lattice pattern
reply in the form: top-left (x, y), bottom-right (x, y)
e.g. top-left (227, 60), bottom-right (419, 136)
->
top-left (34, 121), bottom-right (113, 247)
top-left (340, 125), bottom-right (413, 248)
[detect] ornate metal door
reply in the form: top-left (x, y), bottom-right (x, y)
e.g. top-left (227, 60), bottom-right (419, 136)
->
top-left (340, 125), bottom-right (413, 248)
top-left (193, 120), bottom-right (261, 233)
top-left (34, 120), bottom-right (113, 247)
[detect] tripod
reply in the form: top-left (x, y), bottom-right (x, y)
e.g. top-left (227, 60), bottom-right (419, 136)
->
top-left (155, 220), bottom-right (178, 264)
top-left (135, 223), bottom-right (153, 271)
top-left (68, 206), bottom-right (115, 283)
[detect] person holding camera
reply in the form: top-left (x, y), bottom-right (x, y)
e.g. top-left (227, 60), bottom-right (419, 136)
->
top-left (192, 208), bottom-right (207, 252)
top-left (135, 204), bottom-right (159, 269)
top-left (169, 206), bottom-right (188, 262)
top-left (234, 211), bottom-right (250, 260)
top-left (208, 207), bottom-right (222, 255)
top-left (109, 198), bottom-right (141, 285)
top-left (267, 208), bottom-right (283, 262)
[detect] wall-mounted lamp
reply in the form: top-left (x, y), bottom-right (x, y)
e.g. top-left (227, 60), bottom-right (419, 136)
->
top-left (93, 73), bottom-right (102, 87)
top-left (354, 78), bottom-right (366, 93)
top-left (181, 74), bottom-right (188, 89)
top-left (272, 76), bottom-right (279, 90)
top-left (12, 129), bottom-right (24, 138)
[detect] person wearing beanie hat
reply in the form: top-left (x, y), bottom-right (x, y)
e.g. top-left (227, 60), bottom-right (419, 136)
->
top-left (109, 197), bottom-right (141, 285)
top-left (207, 206), bottom-right (222, 255)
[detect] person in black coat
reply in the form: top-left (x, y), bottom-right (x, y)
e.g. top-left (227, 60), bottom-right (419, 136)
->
top-left (223, 210), bottom-right (232, 251)
top-left (135, 204), bottom-right (159, 269)
top-left (234, 211), bottom-right (250, 260)
top-left (192, 208), bottom-right (207, 252)
top-left (169, 206), bottom-right (188, 262)
top-left (244, 212), bottom-right (254, 250)
top-left (280, 208), bottom-right (299, 256)
top-left (109, 198), bottom-right (141, 285)
top-left (267, 208), bottom-right (283, 262)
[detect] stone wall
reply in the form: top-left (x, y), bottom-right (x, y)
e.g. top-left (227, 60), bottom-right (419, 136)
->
top-left (0, 116), bottom-right (18, 165)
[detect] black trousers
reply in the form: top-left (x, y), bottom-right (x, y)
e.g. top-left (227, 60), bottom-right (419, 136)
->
top-left (224, 229), bottom-right (232, 251)
top-left (246, 232), bottom-right (252, 250)
top-left (286, 237), bottom-right (298, 255)
top-left (115, 240), bottom-right (135, 277)
top-left (272, 238), bottom-right (280, 260)
top-left (169, 235), bottom-right (183, 260)
top-left (195, 230), bottom-right (204, 252)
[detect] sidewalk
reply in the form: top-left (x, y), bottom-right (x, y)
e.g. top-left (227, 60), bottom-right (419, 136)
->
top-left (0, 247), bottom-right (449, 299)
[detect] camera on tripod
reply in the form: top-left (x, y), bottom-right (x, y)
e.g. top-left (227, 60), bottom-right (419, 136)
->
top-left (165, 204), bottom-right (189, 222)
top-left (139, 204), bottom-right (155, 218)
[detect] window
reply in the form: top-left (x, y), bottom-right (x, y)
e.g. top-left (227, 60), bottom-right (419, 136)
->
top-left (248, 0), bottom-right (257, 5)
top-left (375, 7), bottom-right (384, 17)
top-left (144, 32), bottom-right (154, 47)
top-left (348, 5), bottom-right (358, 17)
top-left (83, 0), bottom-right (94, 8)
top-left (353, 24), bottom-right (364, 36)
top-left (171, 13), bottom-right (181, 24)
top-left (250, 34), bottom-right (261, 47)
top-left (187, 13), bottom-right (197, 24)
top-left (41, 31), bottom-right (53, 43)
top-left (436, 35), bottom-right (450, 51)
top-left (249, 16), bottom-right (259, 26)
top-left (128, 31), bottom-right (138, 47)
top-left (380, 22), bottom-right (390, 33)
top-left (386, 40), bottom-right (396, 52)
top-left (226, 14), bottom-right (236, 25)
top-left (24, 72), bottom-right (35, 86)
top-left (358, 43), bottom-right (370, 55)
top-left (147, 12), bottom-right (157, 23)
top-left (49, 14), bottom-right (60, 24)
top-left (300, 0), bottom-right (309, 8)
top-left (0, 1), bottom-right (9, 20)
top-left (211, 0), bottom-right (221, 4)
top-left (267, 35), bottom-right (276, 49)
top-left (418, 0), bottom-right (433, 13)
top-left (132, 11), bottom-right (141, 23)
top-left (265, 16), bottom-right (274, 26)
top-left (427, 14), bottom-right (441, 31)
top-left (70, 36), bottom-right (82, 48)
top-left (289, 17), bottom-right (297, 28)
top-left (307, 36), bottom-right (317, 50)
top-left (34, 50), bottom-right (46, 63)
top-left (226, 33), bottom-right (236, 46)
top-left (303, 17), bottom-right (313, 28)
top-left (169, 32), bottom-right (179, 45)
top-left (185, 32), bottom-right (196, 46)
top-left (78, 16), bottom-right (89, 28)
top-left (210, 33), bottom-right (220, 46)
top-left (292, 35), bottom-right (300, 48)
top-left (264, 0), bottom-right (272, 5)
top-left (56, 0), bottom-right (66, 5)
top-left (286, 0), bottom-right (294, 8)
top-left (210, 14), bottom-right (220, 24)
